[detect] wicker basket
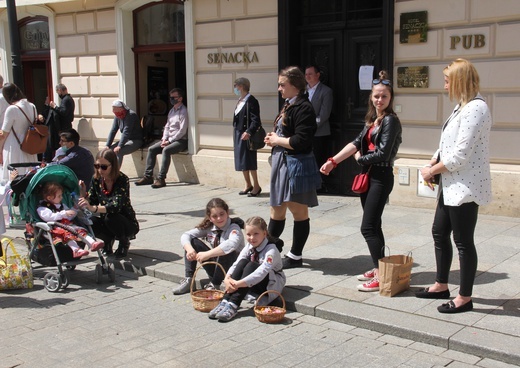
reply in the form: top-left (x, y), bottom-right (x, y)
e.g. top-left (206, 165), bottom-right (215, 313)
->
top-left (190, 261), bottom-right (225, 312)
top-left (254, 290), bottom-right (286, 324)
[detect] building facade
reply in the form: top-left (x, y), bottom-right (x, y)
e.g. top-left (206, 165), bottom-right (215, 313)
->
top-left (0, 0), bottom-right (518, 215)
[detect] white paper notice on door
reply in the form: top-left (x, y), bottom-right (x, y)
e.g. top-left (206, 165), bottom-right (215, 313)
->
top-left (359, 65), bottom-right (374, 90)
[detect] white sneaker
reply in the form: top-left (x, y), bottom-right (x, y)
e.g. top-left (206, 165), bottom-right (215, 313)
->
top-left (357, 278), bottom-right (380, 292)
top-left (172, 277), bottom-right (192, 295)
top-left (357, 268), bottom-right (376, 281)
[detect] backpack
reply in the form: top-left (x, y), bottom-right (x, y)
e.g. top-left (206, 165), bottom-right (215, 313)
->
top-left (141, 115), bottom-right (155, 148)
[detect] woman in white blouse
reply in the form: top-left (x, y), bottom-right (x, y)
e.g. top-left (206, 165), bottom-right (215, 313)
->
top-left (0, 83), bottom-right (38, 181)
top-left (416, 59), bottom-right (492, 313)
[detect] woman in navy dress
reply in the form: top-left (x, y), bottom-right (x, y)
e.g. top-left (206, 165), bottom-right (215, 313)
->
top-left (233, 78), bottom-right (262, 197)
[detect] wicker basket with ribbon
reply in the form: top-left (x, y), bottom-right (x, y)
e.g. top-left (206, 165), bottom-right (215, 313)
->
top-left (254, 290), bottom-right (286, 323)
top-left (190, 261), bottom-right (225, 312)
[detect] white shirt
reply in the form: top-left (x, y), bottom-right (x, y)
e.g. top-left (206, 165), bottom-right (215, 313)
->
top-left (435, 94), bottom-right (492, 206)
top-left (234, 93), bottom-right (250, 116)
top-left (307, 82), bottom-right (320, 102)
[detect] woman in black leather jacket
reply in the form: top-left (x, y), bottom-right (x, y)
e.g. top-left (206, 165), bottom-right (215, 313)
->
top-left (320, 70), bottom-right (402, 292)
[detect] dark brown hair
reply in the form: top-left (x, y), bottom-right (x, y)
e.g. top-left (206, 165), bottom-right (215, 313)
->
top-left (2, 83), bottom-right (25, 104)
top-left (279, 66), bottom-right (306, 96)
top-left (41, 182), bottom-right (64, 201)
top-left (364, 70), bottom-right (396, 126)
top-left (196, 198), bottom-right (229, 229)
top-left (94, 148), bottom-right (120, 182)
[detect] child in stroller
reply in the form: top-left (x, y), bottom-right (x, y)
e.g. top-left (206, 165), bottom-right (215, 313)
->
top-left (22, 164), bottom-right (115, 291)
top-left (37, 181), bottom-right (104, 258)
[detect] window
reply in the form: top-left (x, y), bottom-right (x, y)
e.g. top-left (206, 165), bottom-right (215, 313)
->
top-left (19, 17), bottom-right (50, 51)
top-left (135, 2), bottom-right (185, 46)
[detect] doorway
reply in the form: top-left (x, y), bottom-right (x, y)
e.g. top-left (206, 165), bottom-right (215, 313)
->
top-left (133, 1), bottom-right (186, 139)
top-left (22, 59), bottom-right (51, 113)
top-left (279, 0), bottom-right (394, 195)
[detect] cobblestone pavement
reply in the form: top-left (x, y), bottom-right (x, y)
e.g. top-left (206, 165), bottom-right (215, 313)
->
top-left (1, 263), bottom-right (517, 368)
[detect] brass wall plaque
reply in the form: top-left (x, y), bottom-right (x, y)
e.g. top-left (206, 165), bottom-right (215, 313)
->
top-left (400, 11), bottom-right (428, 44)
top-left (397, 66), bottom-right (429, 88)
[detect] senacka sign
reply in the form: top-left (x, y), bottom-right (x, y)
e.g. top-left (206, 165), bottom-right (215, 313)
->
top-left (207, 51), bottom-right (259, 64)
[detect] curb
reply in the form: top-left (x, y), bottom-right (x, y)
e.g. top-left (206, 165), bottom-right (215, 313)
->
top-left (113, 256), bottom-right (520, 366)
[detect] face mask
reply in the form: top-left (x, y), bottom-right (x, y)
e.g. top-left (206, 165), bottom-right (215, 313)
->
top-left (170, 97), bottom-right (179, 105)
top-left (233, 87), bottom-right (241, 96)
top-left (58, 146), bottom-right (68, 155)
top-left (114, 110), bottom-right (127, 119)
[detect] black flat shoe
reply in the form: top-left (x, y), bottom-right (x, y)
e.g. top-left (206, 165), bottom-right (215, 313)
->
top-left (239, 186), bottom-right (253, 195)
top-left (415, 287), bottom-right (450, 299)
top-left (437, 299), bottom-right (473, 314)
top-left (248, 188), bottom-right (262, 197)
top-left (282, 256), bottom-right (303, 269)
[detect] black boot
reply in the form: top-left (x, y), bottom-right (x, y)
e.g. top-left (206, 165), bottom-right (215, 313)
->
top-left (103, 238), bottom-right (115, 256)
top-left (114, 238), bottom-right (130, 259)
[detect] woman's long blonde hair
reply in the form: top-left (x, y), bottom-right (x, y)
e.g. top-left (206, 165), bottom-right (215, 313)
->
top-left (444, 58), bottom-right (480, 107)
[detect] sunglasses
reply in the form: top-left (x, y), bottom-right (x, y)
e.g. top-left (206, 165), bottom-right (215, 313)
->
top-left (373, 79), bottom-right (392, 86)
top-left (94, 164), bottom-right (111, 170)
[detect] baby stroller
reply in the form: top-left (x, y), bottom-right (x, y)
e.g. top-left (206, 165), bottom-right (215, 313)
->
top-left (19, 164), bottom-right (115, 292)
top-left (6, 162), bottom-right (42, 229)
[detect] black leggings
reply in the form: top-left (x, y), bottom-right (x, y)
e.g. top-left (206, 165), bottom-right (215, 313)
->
top-left (360, 166), bottom-right (394, 268)
top-left (432, 192), bottom-right (479, 297)
top-left (184, 238), bottom-right (237, 285)
top-left (91, 213), bottom-right (137, 248)
top-left (224, 258), bottom-right (269, 307)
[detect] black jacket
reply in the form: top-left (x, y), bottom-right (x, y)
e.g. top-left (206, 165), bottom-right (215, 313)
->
top-left (233, 95), bottom-right (261, 134)
top-left (278, 95), bottom-right (316, 155)
top-left (352, 114), bottom-right (402, 166)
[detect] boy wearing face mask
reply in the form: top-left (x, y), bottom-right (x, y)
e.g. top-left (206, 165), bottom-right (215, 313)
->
top-left (53, 129), bottom-right (95, 190)
top-left (107, 100), bottom-right (143, 167)
top-left (135, 88), bottom-right (189, 189)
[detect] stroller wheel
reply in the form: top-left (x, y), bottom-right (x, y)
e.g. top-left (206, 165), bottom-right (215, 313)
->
top-left (44, 272), bottom-right (62, 292)
top-left (61, 273), bottom-right (69, 289)
top-left (95, 264), bottom-right (103, 284)
top-left (66, 265), bottom-right (76, 271)
top-left (107, 263), bottom-right (115, 283)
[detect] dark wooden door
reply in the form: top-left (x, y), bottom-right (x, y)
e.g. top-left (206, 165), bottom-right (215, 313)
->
top-left (22, 59), bottom-right (52, 114)
top-left (280, 0), bottom-right (392, 195)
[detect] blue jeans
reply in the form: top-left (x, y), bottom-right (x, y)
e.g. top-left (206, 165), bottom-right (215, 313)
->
top-left (144, 140), bottom-right (188, 179)
top-left (432, 192), bottom-right (479, 297)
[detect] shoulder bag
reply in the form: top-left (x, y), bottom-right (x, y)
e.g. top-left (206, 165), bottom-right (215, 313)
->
top-left (352, 166), bottom-right (371, 194)
top-left (246, 101), bottom-right (266, 151)
top-left (12, 105), bottom-right (49, 155)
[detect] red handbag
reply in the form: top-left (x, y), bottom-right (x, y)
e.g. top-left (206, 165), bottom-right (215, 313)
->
top-left (352, 166), bottom-right (371, 194)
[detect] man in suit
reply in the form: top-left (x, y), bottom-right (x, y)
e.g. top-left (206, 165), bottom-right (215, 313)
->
top-left (305, 65), bottom-right (333, 193)
top-left (39, 83), bottom-right (76, 162)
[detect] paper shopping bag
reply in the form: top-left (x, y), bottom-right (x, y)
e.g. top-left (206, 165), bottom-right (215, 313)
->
top-left (0, 237), bottom-right (33, 291)
top-left (378, 252), bottom-right (413, 297)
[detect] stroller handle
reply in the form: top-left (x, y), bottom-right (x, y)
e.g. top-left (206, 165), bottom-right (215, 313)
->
top-left (8, 162), bottom-right (42, 170)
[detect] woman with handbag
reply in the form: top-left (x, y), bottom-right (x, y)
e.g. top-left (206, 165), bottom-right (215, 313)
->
top-left (264, 66), bottom-right (320, 269)
top-left (0, 83), bottom-right (38, 181)
top-left (232, 78), bottom-right (262, 197)
top-left (320, 70), bottom-right (402, 291)
top-left (415, 59), bottom-right (492, 313)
